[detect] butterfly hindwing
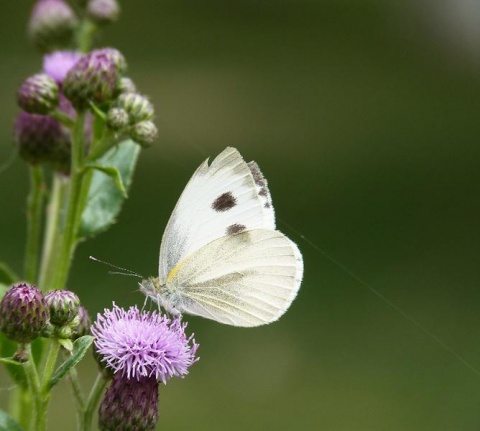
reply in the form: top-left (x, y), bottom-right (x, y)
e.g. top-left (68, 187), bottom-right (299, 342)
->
top-left (159, 147), bottom-right (275, 282)
top-left (167, 229), bottom-right (303, 327)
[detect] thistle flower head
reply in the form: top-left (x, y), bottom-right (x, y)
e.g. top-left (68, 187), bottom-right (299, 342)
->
top-left (130, 120), bottom-right (158, 147)
top-left (0, 283), bottom-right (49, 343)
top-left (106, 107), bottom-right (129, 131)
top-left (63, 47), bottom-right (127, 109)
top-left (87, 0), bottom-right (120, 25)
top-left (15, 111), bottom-right (71, 171)
top-left (29, 0), bottom-right (78, 53)
top-left (17, 73), bottom-right (59, 115)
top-left (43, 50), bottom-right (82, 84)
top-left (115, 92), bottom-right (154, 124)
top-left (99, 374), bottom-right (158, 431)
top-left (92, 305), bottom-right (199, 383)
top-left (44, 290), bottom-right (80, 326)
top-left (116, 77), bottom-right (136, 95)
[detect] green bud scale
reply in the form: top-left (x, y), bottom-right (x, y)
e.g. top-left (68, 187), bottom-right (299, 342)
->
top-left (17, 73), bottom-right (59, 115)
top-left (44, 290), bottom-right (80, 326)
top-left (115, 92), bottom-right (154, 124)
top-left (0, 283), bottom-right (49, 343)
top-left (130, 121), bottom-right (158, 147)
top-left (106, 107), bottom-right (129, 131)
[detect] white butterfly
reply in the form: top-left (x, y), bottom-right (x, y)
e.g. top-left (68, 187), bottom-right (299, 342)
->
top-left (140, 147), bottom-right (303, 327)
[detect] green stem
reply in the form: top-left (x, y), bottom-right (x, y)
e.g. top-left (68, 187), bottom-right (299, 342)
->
top-left (22, 344), bottom-right (44, 431)
top-left (39, 173), bottom-right (67, 290)
top-left (9, 386), bottom-right (32, 430)
top-left (24, 165), bottom-right (44, 283)
top-left (41, 340), bottom-right (60, 391)
top-left (52, 112), bottom-right (86, 290)
top-left (77, 19), bottom-right (98, 53)
top-left (68, 365), bottom-right (86, 415)
top-left (81, 374), bottom-right (109, 431)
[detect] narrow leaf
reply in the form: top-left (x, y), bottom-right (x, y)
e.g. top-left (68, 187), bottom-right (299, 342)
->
top-left (85, 164), bottom-right (127, 197)
top-left (49, 335), bottom-right (94, 389)
top-left (0, 357), bottom-right (23, 366)
top-left (79, 140), bottom-right (140, 240)
top-left (0, 410), bottom-right (24, 431)
top-left (0, 336), bottom-right (44, 389)
top-left (0, 261), bottom-right (18, 285)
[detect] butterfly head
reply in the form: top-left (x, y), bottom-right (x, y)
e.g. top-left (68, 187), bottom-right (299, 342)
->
top-left (139, 277), bottom-right (181, 316)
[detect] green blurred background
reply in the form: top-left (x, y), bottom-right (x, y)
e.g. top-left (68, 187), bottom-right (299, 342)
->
top-left (1, 1), bottom-right (480, 429)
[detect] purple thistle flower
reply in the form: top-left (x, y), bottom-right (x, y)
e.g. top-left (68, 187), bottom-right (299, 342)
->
top-left (92, 304), bottom-right (199, 384)
top-left (43, 50), bottom-right (82, 84)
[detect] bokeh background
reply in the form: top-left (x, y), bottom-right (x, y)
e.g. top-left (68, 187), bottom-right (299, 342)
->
top-left (1, 1), bottom-right (480, 430)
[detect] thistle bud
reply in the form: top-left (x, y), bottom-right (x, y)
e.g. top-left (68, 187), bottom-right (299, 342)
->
top-left (106, 107), bottom-right (129, 131)
top-left (44, 290), bottom-right (80, 326)
top-left (72, 306), bottom-right (91, 339)
top-left (63, 48), bottom-right (127, 109)
top-left (115, 93), bottom-right (154, 124)
top-left (17, 74), bottom-right (59, 115)
top-left (87, 0), bottom-right (120, 25)
top-left (15, 112), bottom-right (71, 172)
top-left (0, 283), bottom-right (49, 343)
top-left (29, 0), bottom-right (78, 53)
top-left (130, 121), bottom-right (157, 147)
top-left (116, 77), bottom-right (136, 95)
top-left (98, 375), bottom-right (159, 431)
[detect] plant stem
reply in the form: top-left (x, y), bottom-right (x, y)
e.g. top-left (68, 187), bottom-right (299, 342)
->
top-left (24, 165), bottom-right (44, 284)
top-left (39, 173), bottom-right (67, 290)
top-left (22, 343), bottom-right (43, 431)
top-left (52, 112), bottom-right (86, 290)
top-left (81, 374), bottom-right (108, 431)
top-left (9, 386), bottom-right (32, 430)
top-left (67, 365), bottom-right (86, 416)
top-left (77, 19), bottom-right (97, 53)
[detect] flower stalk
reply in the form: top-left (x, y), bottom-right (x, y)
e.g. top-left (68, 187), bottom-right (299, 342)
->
top-left (25, 165), bottom-right (45, 283)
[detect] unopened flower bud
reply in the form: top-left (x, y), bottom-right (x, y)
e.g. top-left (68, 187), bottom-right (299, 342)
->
top-left (0, 283), bottom-right (49, 343)
top-left (63, 48), bottom-right (126, 109)
top-left (44, 290), bottom-right (80, 326)
top-left (129, 121), bottom-right (157, 147)
top-left (99, 375), bottom-right (159, 431)
top-left (116, 77), bottom-right (136, 95)
top-left (29, 0), bottom-right (78, 53)
top-left (15, 112), bottom-right (71, 172)
top-left (115, 93), bottom-right (154, 124)
top-left (17, 74), bottom-right (59, 115)
top-left (72, 306), bottom-right (91, 339)
top-left (87, 0), bottom-right (120, 25)
top-left (106, 107), bottom-right (129, 130)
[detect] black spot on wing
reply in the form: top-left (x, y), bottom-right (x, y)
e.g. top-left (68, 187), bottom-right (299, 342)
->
top-left (264, 202), bottom-right (271, 209)
top-left (248, 161), bottom-right (266, 187)
top-left (226, 223), bottom-right (247, 235)
top-left (259, 187), bottom-right (268, 197)
top-left (212, 191), bottom-right (237, 212)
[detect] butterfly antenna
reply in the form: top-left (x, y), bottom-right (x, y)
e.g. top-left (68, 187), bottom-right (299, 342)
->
top-left (89, 256), bottom-right (144, 279)
top-left (279, 218), bottom-right (480, 378)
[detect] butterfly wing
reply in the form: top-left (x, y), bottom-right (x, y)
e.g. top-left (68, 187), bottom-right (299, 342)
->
top-left (167, 229), bottom-right (303, 327)
top-left (159, 147), bottom-right (276, 282)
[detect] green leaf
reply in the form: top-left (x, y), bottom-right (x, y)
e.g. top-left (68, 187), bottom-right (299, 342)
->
top-left (85, 164), bottom-right (127, 197)
top-left (49, 335), bottom-right (94, 389)
top-left (0, 261), bottom-right (18, 285)
top-left (57, 338), bottom-right (73, 352)
top-left (79, 139), bottom-right (140, 240)
top-left (0, 410), bottom-right (24, 431)
top-left (0, 357), bottom-right (23, 366)
top-left (0, 336), bottom-right (43, 389)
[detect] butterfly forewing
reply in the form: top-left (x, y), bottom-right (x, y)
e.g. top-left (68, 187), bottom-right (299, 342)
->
top-left (159, 147), bottom-right (275, 282)
top-left (167, 229), bottom-right (303, 327)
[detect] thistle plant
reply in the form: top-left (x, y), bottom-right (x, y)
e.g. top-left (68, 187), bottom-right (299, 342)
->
top-left (0, 1), bottom-right (197, 430)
